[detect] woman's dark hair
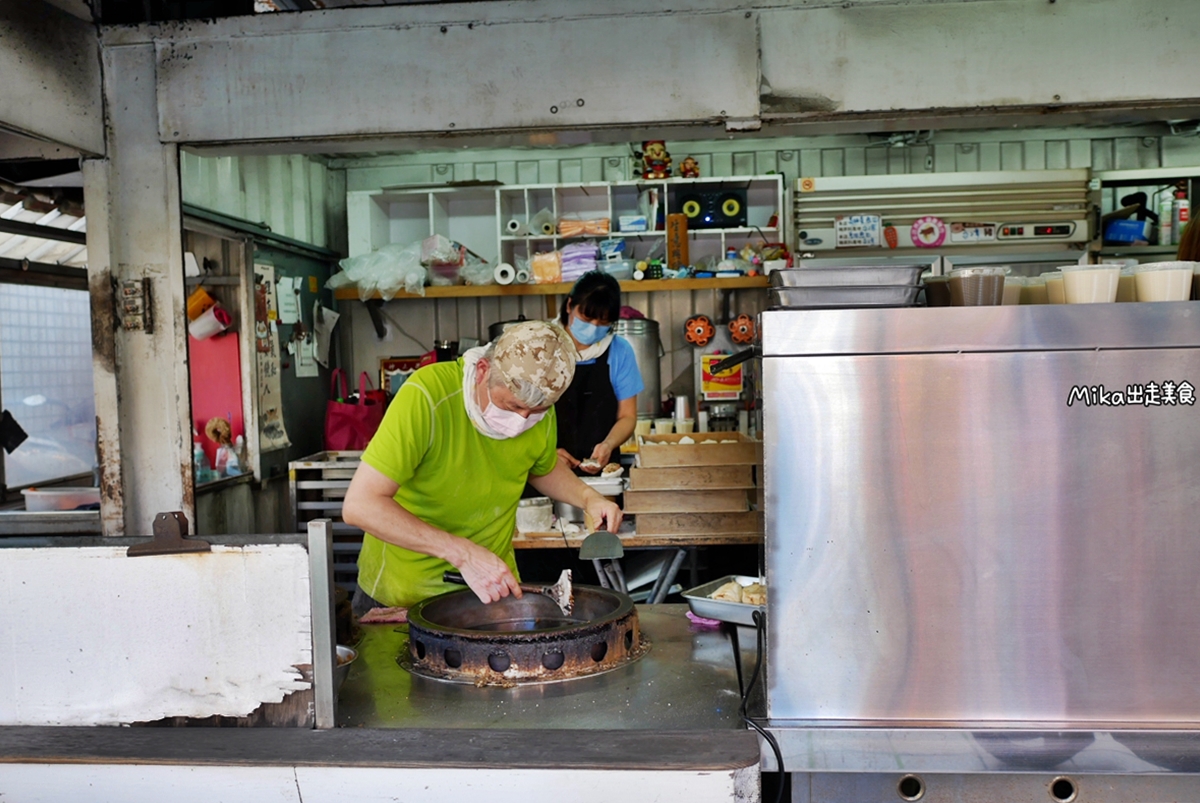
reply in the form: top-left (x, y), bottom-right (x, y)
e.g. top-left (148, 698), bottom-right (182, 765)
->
top-left (559, 270), bottom-right (621, 326)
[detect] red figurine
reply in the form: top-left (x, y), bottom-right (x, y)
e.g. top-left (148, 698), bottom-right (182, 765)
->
top-left (638, 140), bottom-right (672, 180)
top-left (679, 156), bottom-right (700, 179)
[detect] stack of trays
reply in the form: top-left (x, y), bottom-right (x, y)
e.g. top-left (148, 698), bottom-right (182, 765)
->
top-left (768, 265), bottom-right (926, 309)
top-left (626, 433), bottom-right (763, 540)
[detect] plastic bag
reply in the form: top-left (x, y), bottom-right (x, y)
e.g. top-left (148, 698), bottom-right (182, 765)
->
top-left (460, 253), bottom-right (495, 286)
top-left (330, 242), bottom-right (427, 300)
top-left (421, 234), bottom-right (459, 266)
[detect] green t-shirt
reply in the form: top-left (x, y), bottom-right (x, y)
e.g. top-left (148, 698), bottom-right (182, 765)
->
top-left (357, 359), bottom-right (558, 608)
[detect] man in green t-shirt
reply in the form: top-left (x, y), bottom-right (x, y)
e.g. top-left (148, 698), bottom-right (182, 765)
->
top-left (343, 321), bottom-right (622, 612)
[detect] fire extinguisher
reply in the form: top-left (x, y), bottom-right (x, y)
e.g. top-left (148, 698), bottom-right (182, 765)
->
top-left (1173, 185), bottom-right (1190, 243)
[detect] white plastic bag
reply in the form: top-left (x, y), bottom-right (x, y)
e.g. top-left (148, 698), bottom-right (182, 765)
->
top-left (330, 242), bottom-right (427, 300)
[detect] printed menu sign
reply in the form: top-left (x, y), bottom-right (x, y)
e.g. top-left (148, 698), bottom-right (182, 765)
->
top-left (835, 215), bottom-right (882, 248)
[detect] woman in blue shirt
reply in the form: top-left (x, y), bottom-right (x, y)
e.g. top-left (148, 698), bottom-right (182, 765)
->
top-left (555, 271), bottom-right (644, 473)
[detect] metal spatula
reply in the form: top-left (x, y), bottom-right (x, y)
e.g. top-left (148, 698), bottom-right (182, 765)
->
top-left (579, 531), bottom-right (626, 593)
top-left (579, 530), bottom-right (624, 560)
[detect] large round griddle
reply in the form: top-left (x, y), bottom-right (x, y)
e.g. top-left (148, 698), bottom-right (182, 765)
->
top-left (403, 584), bottom-right (648, 685)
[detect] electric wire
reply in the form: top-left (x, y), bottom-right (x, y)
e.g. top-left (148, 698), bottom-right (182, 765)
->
top-left (738, 609), bottom-right (786, 803)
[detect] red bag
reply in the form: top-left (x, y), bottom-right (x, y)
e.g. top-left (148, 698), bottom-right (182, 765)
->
top-left (324, 368), bottom-right (385, 451)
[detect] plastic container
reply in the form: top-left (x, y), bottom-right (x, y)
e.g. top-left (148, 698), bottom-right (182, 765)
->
top-left (1043, 271), bottom-right (1066, 304)
top-left (676, 418), bottom-right (695, 434)
top-left (516, 497), bottom-right (554, 532)
top-left (1061, 263), bottom-right (1119, 304)
top-left (1134, 261), bottom-right (1196, 302)
top-left (601, 259), bottom-right (635, 281)
top-left (1117, 267), bottom-right (1139, 302)
top-left (948, 267), bottom-right (1005, 306)
top-left (1002, 275), bottom-right (1024, 306)
top-left (653, 417), bottom-right (674, 435)
top-left (22, 487), bottom-right (100, 512)
top-left (1020, 275), bottom-right (1048, 305)
top-left (923, 275), bottom-right (952, 307)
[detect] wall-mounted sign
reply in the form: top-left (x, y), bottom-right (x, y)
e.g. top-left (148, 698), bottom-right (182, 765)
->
top-left (911, 216), bottom-right (947, 248)
top-left (835, 214), bottom-right (882, 248)
top-left (950, 221), bottom-right (998, 244)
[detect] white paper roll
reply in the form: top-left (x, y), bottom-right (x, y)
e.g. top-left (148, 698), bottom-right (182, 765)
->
top-left (188, 304), bottom-right (231, 340)
top-left (540, 221), bottom-right (555, 235)
top-left (514, 267), bottom-right (532, 284)
top-left (506, 218), bottom-right (522, 233)
top-left (494, 262), bottom-right (516, 285)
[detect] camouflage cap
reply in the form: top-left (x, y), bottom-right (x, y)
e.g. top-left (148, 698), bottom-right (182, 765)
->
top-left (492, 321), bottom-right (577, 406)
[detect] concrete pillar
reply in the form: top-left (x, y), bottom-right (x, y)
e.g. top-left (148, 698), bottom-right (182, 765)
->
top-left (83, 42), bottom-right (193, 536)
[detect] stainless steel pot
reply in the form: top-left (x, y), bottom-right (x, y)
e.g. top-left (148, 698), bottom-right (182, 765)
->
top-left (613, 318), bottom-right (662, 419)
top-left (487, 314), bottom-right (531, 343)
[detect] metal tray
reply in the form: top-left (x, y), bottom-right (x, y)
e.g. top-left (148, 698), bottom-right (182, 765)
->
top-left (682, 575), bottom-right (765, 626)
top-left (769, 285), bottom-right (922, 309)
top-left (770, 266), bottom-right (926, 288)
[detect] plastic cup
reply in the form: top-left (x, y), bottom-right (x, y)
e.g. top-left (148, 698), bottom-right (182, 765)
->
top-left (1002, 275), bottom-right (1023, 305)
top-left (653, 418), bottom-right (674, 435)
top-left (1042, 272), bottom-right (1066, 304)
top-left (1134, 261), bottom-right (1197, 302)
top-left (1061, 264), bottom-right (1120, 304)
top-left (1117, 267), bottom-right (1138, 302)
top-left (948, 267), bottom-right (1005, 306)
top-left (924, 275), bottom-right (952, 307)
top-left (1020, 276), bottom-right (1048, 305)
top-left (634, 419), bottom-right (653, 437)
top-left (676, 418), bottom-right (695, 434)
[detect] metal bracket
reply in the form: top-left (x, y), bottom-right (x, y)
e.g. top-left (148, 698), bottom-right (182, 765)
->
top-left (126, 511), bottom-right (211, 557)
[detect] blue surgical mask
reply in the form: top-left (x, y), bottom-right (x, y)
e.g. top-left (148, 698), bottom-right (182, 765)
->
top-left (570, 315), bottom-right (611, 346)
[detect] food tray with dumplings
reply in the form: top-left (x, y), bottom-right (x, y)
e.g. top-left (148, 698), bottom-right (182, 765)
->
top-left (682, 575), bottom-right (766, 626)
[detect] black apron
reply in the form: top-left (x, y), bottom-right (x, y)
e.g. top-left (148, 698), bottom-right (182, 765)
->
top-left (556, 341), bottom-right (619, 471)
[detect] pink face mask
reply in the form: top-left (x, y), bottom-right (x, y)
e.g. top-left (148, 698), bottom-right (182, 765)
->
top-left (484, 387), bottom-right (545, 438)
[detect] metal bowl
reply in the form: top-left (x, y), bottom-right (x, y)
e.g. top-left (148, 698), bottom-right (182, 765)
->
top-left (333, 645), bottom-right (357, 692)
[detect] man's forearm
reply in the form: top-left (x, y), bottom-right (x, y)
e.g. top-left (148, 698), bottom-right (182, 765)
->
top-left (343, 492), bottom-right (471, 566)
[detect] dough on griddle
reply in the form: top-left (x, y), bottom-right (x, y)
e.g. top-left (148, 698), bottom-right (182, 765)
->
top-left (710, 581), bottom-right (743, 602)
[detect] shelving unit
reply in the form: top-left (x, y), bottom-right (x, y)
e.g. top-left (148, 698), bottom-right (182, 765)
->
top-left (1094, 167), bottom-right (1200, 262)
top-left (345, 175), bottom-right (785, 299)
top-left (332, 275), bottom-right (769, 301)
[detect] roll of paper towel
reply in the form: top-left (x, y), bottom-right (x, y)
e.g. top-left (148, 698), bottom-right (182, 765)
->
top-left (514, 266), bottom-right (532, 284)
top-left (494, 263), bottom-right (516, 285)
top-left (188, 304), bottom-right (231, 340)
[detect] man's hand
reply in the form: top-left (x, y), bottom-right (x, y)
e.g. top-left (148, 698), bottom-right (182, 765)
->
top-left (583, 492), bottom-right (623, 533)
top-left (456, 541), bottom-right (523, 604)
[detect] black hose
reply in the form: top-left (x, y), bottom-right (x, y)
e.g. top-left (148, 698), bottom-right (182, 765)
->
top-left (739, 609), bottom-right (786, 803)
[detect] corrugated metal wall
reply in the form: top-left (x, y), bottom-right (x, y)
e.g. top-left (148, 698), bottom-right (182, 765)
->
top-left (180, 151), bottom-right (347, 252)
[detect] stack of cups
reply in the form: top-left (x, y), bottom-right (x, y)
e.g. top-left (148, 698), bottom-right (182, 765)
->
top-left (674, 394), bottom-right (694, 434)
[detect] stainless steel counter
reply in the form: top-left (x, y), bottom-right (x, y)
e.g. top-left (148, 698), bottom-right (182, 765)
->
top-left (338, 604), bottom-right (761, 731)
